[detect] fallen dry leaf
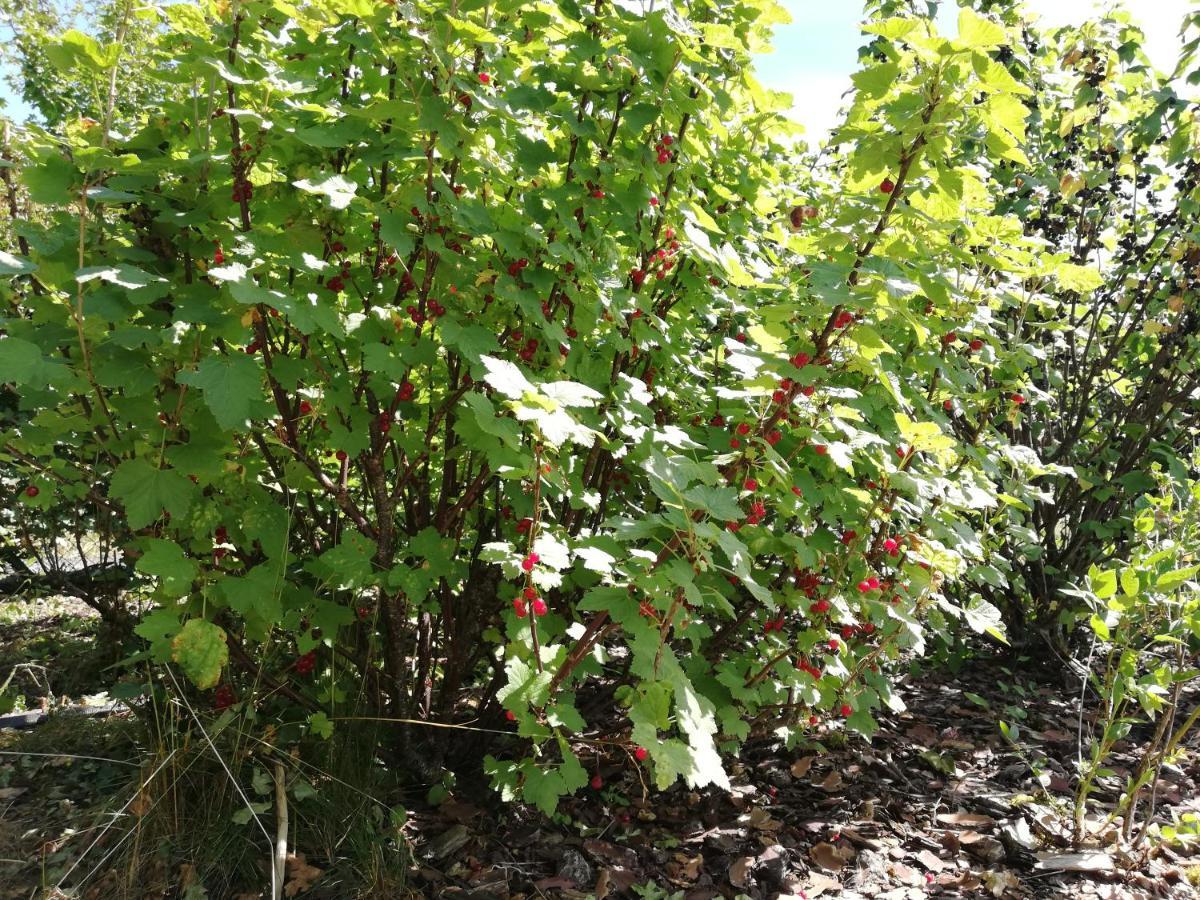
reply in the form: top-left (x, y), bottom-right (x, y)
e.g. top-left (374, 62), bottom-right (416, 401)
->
top-left (791, 755), bottom-right (815, 777)
top-left (982, 868), bottom-right (1020, 897)
top-left (129, 790), bottom-right (151, 817)
top-left (816, 770), bottom-right (844, 792)
top-left (1033, 851), bottom-right (1114, 873)
top-left (533, 876), bottom-right (577, 890)
top-left (888, 862), bottom-right (924, 886)
top-left (917, 849), bottom-right (946, 871)
top-left (809, 841), bottom-right (854, 872)
top-left (906, 723), bottom-right (939, 746)
top-left (805, 872), bottom-right (841, 897)
top-left (729, 856), bottom-right (753, 888)
top-left (936, 811), bottom-right (995, 829)
top-left (178, 863), bottom-right (199, 891)
top-left (747, 806), bottom-right (780, 831)
top-left (284, 852), bottom-right (322, 897)
top-left (671, 852), bottom-right (703, 881)
top-left (594, 868), bottom-right (611, 900)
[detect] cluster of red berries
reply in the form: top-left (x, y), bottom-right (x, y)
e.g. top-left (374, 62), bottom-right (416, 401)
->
top-left (213, 245), bottom-right (225, 265)
top-left (840, 622), bottom-right (876, 640)
top-left (294, 651), bottom-right (317, 676)
top-left (326, 257), bottom-right (352, 293)
top-left (512, 585), bottom-right (548, 619)
top-left (796, 657), bottom-right (822, 678)
top-left (883, 537), bottom-right (900, 556)
top-left (397, 381), bottom-right (414, 402)
top-left (231, 176), bottom-right (253, 203)
top-left (834, 310), bottom-right (855, 329)
top-left (762, 615), bottom-right (785, 634)
top-left (213, 684), bottom-right (235, 711)
top-left (789, 204), bottom-right (819, 228)
top-left (507, 257), bottom-right (530, 278)
top-left (377, 411), bottom-right (394, 434)
top-left (795, 570), bottom-right (822, 598)
top-left (653, 133), bottom-right (673, 164)
top-left (520, 552), bottom-right (539, 572)
top-left (379, 250), bottom-right (400, 278)
top-left (517, 335), bottom-right (541, 362)
top-left (744, 499), bottom-right (767, 526)
top-left (516, 517), bottom-right (533, 534)
top-left (646, 233), bottom-right (681, 282)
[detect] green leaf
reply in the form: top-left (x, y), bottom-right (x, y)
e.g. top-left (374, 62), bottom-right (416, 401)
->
top-left (480, 355), bottom-right (535, 399)
top-left (522, 764), bottom-right (564, 816)
top-left (109, 459), bottom-right (195, 530)
top-left (76, 263), bottom-right (168, 299)
top-left (963, 597), bottom-right (1006, 641)
top-left (307, 711), bottom-right (334, 739)
top-left (0, 337), bottom-right (70, 386)
top-left (135, 539), bottom-right (198, 597)
top-left (1157, 566), bottom-right (1199, 591)
top-left (846, 707), bottom-right (878, 738)
top-left (956, 9), bottom-right (1005, 49)
top-left (293, 174), bottom-right (358, 209)
top-left (170, 619), bottom-right (229, 689)
top-left (0, 251), bottom-right (36, 276)
top-left (852, 325), bottom-right (894, 361)
top-left (21, 153), bottom-right (75, 204)
top-left (218, 565), bottom-right (285, 640)
top-left (178, 354), bottom-right (271, 431)
top-left (1120, 567), bottom-right (1139, 597)
top-left (1051, 262), bottom-right (1104, 293)
top-left (1091, 568), bottom-right (1118, 599)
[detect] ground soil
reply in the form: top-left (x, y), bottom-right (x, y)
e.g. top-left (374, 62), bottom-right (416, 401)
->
top-left (1, 603), bottom-right (1198, 899)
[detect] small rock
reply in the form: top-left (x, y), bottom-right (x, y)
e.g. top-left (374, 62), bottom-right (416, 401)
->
top-left (963, 835), bottom-right (1006, 864)
top-left (427, 824), bottom-right (471, 859)
top-left (557, 849), bottom-right (592, 887)
top-left (757, 844), bottom-right (788, 887)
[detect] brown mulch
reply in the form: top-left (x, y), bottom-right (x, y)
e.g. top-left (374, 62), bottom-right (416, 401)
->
top-left (403, 657), bottom-right (1200, 900)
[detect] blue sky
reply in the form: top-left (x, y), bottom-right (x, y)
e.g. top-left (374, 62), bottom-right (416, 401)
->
top-left (756, 1), bottom-right (1192, 144)
top-left (1, 1), bottom-right (1190, 139)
